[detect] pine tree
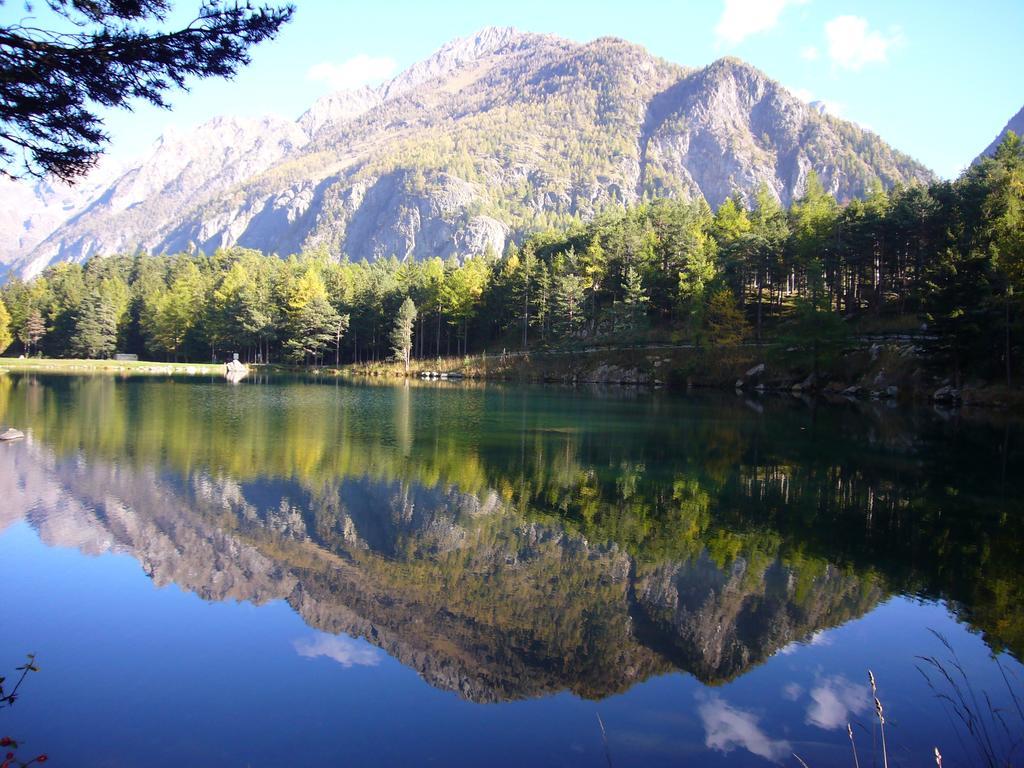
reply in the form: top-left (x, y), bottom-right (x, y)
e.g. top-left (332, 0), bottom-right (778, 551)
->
top-left (785, 263), bottom-right (849, 378)
top-left (209, 260), bottom-right (252, 357)
top-left (712, 195), bottom-right (752, 245)
top-left (390, 297), bottom-right (417, 373)
top-left (20, 309), bottom-right (46, 356)
top-left (748, 183), bottom-right (791, 340)
top-left (518, 243), bottom-right (537, 349)
top-left (678, 236), bottom-right (718, 346)
top-left (284, 295), bottom-right (343, 366)
top-left (1, 1), bottom-right (293, 180)
top-left (616, 264), bottom-right (649, 336)
top-left (983, 132), bottom-right (1024, 384)
top-left (151, 261), bottom-right (204, 361)
top-left (0, 297), bottom-right (12, 354)
top-left (440, 257), bottom-right (489, 356)
top-left (581, 236), bottom-right (607, 328)
top-left (238, 278), bottom-right (280, 364)
top-left (553, 252), bottom-right (587, 341)
top-left (705, 289), bottom-right (749, 346)
top-left (72, 292), bottom-right (119, 359)
top-left (790, 170), bottom-right (839, 278)
top-left (924, 247), bottom-right (996, 386)
top-left (532, 260), bottom-right (552, 340)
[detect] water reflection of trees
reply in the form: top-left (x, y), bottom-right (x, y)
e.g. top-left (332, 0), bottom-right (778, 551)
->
top-left (2, 373), bottom-right (1021, 676)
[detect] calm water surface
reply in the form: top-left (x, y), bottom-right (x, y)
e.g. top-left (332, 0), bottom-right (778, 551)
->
top-left (0, 373), bottom-right (1021, 767)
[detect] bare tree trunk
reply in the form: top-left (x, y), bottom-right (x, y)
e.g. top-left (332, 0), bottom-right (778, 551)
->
top-left (1007, 291), bottom-right (1013, 387)
top-left (523, 281), bottom-right (529, 350)
top-left (755, 278), bottom-right (763, 344)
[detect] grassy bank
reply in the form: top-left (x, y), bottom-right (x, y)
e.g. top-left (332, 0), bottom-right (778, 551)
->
top-left (0, 357), bottom-right (227, 376)
top-left (340, 344), bottom-right (814, 388)
top-left (338, 342), bottom-right (1024, 408)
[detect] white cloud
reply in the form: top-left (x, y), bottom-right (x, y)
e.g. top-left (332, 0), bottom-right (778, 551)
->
top-left (806, 675), bottom-right (870, 730)
top-left (801, 45), bottom-right (820, 61)
top-left (791, 86), bottom-right (850, 120)
top-left (814, 98), bottom-right (846, 117)
top-left (306, 54), bottom-right (397, 91)
top-left (294, 632), bottom-right (381, 668)
top-left (825, 16), bottom-right (903, 71)
top-left (714, 0), bottom-right (809, 47)
top-left (698, 694), bottom-right (792, 762)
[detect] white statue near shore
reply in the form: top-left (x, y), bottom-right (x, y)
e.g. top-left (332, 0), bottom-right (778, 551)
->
top-left (225, 353), bottom-right (249, 382)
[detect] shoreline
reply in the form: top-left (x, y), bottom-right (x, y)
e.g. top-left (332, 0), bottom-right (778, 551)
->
top-left (4, 349), bottom-right (1022, 410)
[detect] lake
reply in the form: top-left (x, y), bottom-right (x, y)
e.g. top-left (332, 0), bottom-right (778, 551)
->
top-left (1, 373), bottom-right (1021, 767)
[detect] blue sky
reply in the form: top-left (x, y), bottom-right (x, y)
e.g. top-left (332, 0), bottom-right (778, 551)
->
top-left (4, 0), bottom-right (1022, 178)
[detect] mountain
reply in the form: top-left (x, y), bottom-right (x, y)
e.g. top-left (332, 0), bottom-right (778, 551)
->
top-left (976, 104), bottom-right (1024, 162)
top-left (2, 27), bottom-right (933, 280)
top-left (0, 158), bottom-right (125, 275)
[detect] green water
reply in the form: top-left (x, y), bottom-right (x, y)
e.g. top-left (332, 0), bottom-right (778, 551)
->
top-left (0, 373), bottom-right (1021, 766)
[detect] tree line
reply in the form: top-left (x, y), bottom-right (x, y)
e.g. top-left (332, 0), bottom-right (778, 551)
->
top-left (1, 134), bottom-right (1021, 382)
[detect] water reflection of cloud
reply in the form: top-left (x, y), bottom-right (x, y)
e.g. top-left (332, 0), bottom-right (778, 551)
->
top-left (697, 694), bottom-right (791, 762)
top-left (805, 675), bottom-right (870, 730)
top-left (293, 632), bottom-right (381, 668)
top-left (778, 629), bottom-right (833, 655)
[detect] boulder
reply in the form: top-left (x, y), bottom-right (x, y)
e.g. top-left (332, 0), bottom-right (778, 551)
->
top-left (735, 363), bottom-right (765, 389)
top-left (791, 373), bottom-right (816, 392)
top-left (0, 428), bottom-right (25, 441)
top-left (744, 363), bottom-right (765, 378)
top-left (931, 385), bottom-right (961, 404)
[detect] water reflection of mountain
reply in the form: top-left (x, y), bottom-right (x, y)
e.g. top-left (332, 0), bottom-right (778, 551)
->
top-left (1, 374), bottom-right (1021, 700)
top-left (1, 441), bottom-right (885, 700)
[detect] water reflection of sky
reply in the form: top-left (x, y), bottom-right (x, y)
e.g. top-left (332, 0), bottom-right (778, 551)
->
top-left (1, 517), bottom-right (1017, 767)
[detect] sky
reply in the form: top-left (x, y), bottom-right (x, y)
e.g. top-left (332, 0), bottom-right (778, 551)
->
top-left (3, 0), bottom-right (1022, 179)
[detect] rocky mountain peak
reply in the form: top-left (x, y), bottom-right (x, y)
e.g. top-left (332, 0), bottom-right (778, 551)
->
top-left (298, 85), bottom-right (383, 138)
top-left (976, 103), bottom-right (1024, 163)
top-left (298, 27), bottom-right (534, 139)
top-left (380, 26), bottom-right (534, 100)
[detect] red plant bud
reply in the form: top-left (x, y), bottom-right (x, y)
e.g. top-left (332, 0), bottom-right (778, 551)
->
top-left (36, 757), bottom-right (48, 764)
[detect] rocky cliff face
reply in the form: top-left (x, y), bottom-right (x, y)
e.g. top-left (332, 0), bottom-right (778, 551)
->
top-left (1, 27), bottom-right (933, 280)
